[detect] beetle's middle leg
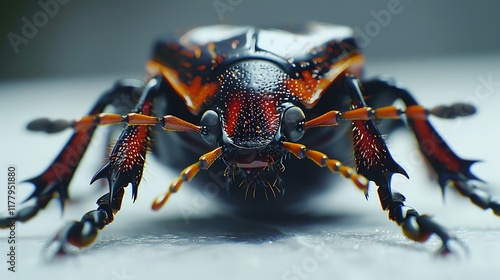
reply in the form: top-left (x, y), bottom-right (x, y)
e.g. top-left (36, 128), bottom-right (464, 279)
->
top-left (360, 77), bottom-right (500, 215)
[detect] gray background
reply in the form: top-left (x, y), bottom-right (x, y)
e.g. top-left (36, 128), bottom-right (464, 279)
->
top-left (1, 0), bottom-right (500, 80)
top-left (1, 1), bottom-right (500, 280)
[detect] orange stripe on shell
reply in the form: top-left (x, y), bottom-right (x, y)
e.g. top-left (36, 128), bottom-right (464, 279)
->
top-left (285, 52), bottom-right (364, 108)
top-left (147, 60), bottom-right (219, 114)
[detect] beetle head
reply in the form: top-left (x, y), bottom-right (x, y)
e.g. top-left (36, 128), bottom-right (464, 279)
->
top-left (199, 60), bottom-right (307, 198)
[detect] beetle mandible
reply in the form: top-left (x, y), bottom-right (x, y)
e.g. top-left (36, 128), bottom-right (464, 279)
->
top-left (1, 23), bottom-right (498, 255)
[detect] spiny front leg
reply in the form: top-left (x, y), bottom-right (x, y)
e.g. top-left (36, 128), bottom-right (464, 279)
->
top-left (345, 75), bottom-right (464, 254)
top-left (345, 75), bottom-right (408, 191)
top-left (91, 124), bottom-right (150, 203)
top-left (90, 79), bottom-right (158, 204)
top-left (44, 79), bottom-right (157, 256)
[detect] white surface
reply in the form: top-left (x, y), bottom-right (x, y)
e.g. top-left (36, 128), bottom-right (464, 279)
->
top-left (1, 55), bottom-right (500, 280)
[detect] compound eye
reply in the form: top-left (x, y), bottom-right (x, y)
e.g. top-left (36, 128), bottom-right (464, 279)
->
top-left (200, 110), bottom-right (222, 145)
top-left (282, 106), bottom-right (305, 142)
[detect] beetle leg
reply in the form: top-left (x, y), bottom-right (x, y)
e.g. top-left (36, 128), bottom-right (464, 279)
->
top-left (340, 76), bottom-right (409, 197)
top-left (88, 78), bottom-right (160, 207)
top-left (282, 142), bottom-right (369, 196)
top-left (361, 78), bottom-right (500, 215)
top-left (342, 76), bottom-right (466, 254)
top-left (0, 79), bottom-right (144, 228)
top-left (45, 185), bottom-right (125, 256)
top-left (151, 147), bottom-right (223, 211)
top-left (377, 185), bottom-right (466, 256)
top-left (43, 78), bottom-right (158, 255)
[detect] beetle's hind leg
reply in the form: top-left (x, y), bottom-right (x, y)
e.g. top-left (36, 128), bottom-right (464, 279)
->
top-left (362, 77), bottom-right (500, 215)
top-left (0, 79), bottom-right (144, 228)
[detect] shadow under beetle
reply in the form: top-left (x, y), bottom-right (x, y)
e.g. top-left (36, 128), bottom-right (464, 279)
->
top-left (2, 23), bottom-right (499, 255)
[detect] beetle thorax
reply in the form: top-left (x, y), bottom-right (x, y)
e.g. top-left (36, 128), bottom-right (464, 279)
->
top-left (217, 60), bottom-right (292, 149)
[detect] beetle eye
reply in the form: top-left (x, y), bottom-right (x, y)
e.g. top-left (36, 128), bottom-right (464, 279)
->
top-left (200, 110), bottom-right (222, 145)
top-left (282, 106), bottom-right (305, 142)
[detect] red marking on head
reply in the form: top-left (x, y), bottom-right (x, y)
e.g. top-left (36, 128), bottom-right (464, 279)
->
top-left (224, 95), bottom-right (243, 137)
top-left (261, 95), bottom-right (279, 132)
top-left (222, 91), bottom-right (279, 147)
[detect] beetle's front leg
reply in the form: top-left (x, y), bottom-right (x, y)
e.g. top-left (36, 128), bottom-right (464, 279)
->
top-left (89, 78), bottom-right (160, 204)
top-left (42, 78), bottom-right (158, 255)
top-left (0, 79), bottom-right (144, 228)
top-left (344, 75), bottom-right (466, 254)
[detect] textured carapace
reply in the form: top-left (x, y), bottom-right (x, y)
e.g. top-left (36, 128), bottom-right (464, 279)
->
top-left (147, 23), bottom-right (364, 113)
top-left (217, 60), bottom-right (291, 148)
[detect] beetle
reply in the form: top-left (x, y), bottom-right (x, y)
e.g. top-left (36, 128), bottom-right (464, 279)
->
top-left (1, 22), bottom-right (498, 255)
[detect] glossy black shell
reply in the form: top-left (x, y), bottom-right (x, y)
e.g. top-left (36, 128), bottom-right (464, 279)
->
top-left (149, 23), bottom-right (362, 112)
top-left (147, 23), bottom-right (395, 212)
